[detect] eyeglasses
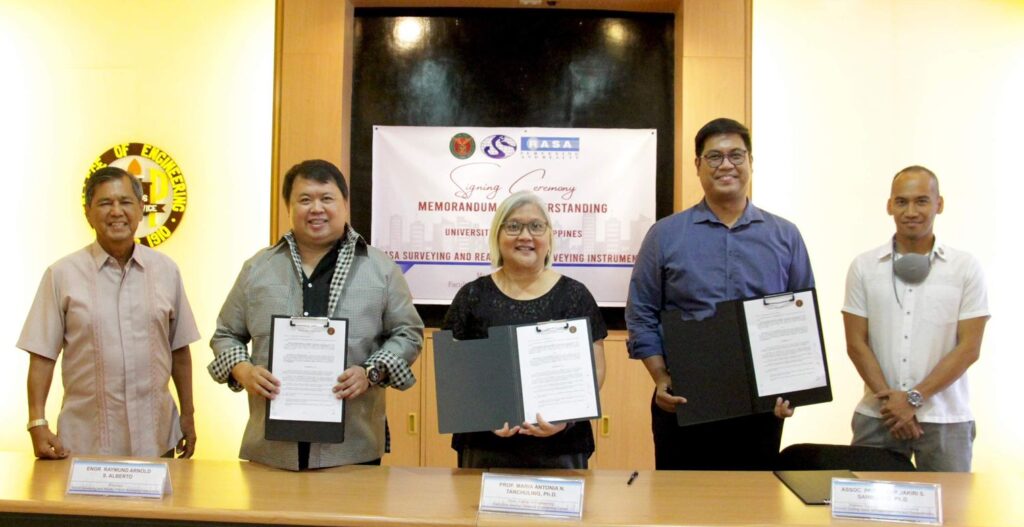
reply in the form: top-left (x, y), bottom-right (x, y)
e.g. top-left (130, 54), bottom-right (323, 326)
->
top-left (701, 149), bottom-right (748, 168)
top-left (501, 220), bottom-right (549, 236)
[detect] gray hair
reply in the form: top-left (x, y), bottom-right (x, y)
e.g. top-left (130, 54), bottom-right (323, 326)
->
top-left (84, 166), bottom-right (143, 207)
top-left (488, 191), bottom-right (555, 268)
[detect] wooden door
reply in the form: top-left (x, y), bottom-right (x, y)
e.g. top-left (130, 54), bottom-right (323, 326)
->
top-left (589, 331), bottom-right (656, 470)
top-left (382, 348), bottom-right (423, 466)
top-left (421, 331), bottom-right (459, 467)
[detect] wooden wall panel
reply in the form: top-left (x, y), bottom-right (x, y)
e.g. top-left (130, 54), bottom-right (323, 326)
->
top-left (352, 0), bottom-right (679, 11)
top-left (275, 0), bottom-right (751, 468)
top-left (273, 0), bottom-right (352, 241)
top-left (421, 332), bottom-right (459, 467)
top-left (382, 357), bottom-right (423, 466)
top-left (590, 331), bottom-right (655, 470)
top-left (274, 0), bottom-right (752, 229)
top-left (681, 0), bottom-right (746, 58)
top-left (679, 57), bottom-right (748, 209)
top-left (672, 0), bottom-right (685, 212)
top-left (675, 0), bottom-right (751, 212)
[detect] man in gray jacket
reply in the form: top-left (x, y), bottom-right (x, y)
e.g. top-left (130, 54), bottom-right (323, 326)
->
top-left (208, 159), bottom-right (423, 470)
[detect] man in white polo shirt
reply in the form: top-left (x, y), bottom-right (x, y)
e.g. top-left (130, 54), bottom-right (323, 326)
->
top-left (842, 165), bottom-right (989, 471)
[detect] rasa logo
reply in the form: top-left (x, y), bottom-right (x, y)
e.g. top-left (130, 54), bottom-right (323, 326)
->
top-left (85, 143), bottom-right (188, 248)
top-left (521, 136), bottom-right (580, 152)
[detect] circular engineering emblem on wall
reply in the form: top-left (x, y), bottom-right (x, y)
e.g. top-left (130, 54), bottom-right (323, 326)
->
top-left (84, 142), bottom-right (188, 248)
top-left (449, 133), bottom-right (476, 159)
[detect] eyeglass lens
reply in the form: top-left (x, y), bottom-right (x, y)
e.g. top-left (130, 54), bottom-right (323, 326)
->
top-left (704, 150), bottom-right (747, 168)
top-left (504, 221), bottom-right (547, 235)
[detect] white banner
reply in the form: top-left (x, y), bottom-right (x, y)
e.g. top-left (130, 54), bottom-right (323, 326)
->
top-left (371, 126), bottom-right (656, 307)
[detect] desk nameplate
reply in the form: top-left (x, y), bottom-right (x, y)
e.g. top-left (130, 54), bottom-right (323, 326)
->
top-left (479, 473), bottom-right (584, 519)
top-left (831, 477), bottom-right (941, 524)
top-left (66, 459), bottom-right (171, 499)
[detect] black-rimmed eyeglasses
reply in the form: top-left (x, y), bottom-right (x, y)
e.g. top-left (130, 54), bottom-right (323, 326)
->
top-left (501, 220), bottom-right (549, 236)
top-left (702, 149), bottom-right (748, 168)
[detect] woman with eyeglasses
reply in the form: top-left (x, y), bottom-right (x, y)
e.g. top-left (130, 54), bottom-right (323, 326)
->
top-left (441, 191), bottom-right (607, 469)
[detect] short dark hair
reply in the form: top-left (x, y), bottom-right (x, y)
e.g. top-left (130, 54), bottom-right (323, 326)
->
top-left (282, 159), bottom-right (349, 205)
top-left (695, 117), bottom-right (751, 157)
top-left (893, 165), bottom-right (940, 194)
top-left (84, 166), bottom-right (143, 207)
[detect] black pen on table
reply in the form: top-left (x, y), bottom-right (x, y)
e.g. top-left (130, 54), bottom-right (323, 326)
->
top-left (626, 470), bottom-right (639, 486)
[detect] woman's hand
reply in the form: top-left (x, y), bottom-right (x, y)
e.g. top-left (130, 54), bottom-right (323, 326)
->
top-left (518, 414), bottom-right (567, 438)
top-left (493, 422), bottom-right (522, 437)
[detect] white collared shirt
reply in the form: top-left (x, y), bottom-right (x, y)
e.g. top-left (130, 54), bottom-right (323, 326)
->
top-left (843, 239), bottom-right (989, 423)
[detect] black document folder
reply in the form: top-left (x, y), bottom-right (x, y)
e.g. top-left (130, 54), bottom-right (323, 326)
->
top-left (661, 288), bottom-right (832, 426)
top-left (775, 470), bottom-right (856, 505)
top-left (433, 318), bottom-right (601, 434)
top-left (265, 407), bottom-right (346, 443)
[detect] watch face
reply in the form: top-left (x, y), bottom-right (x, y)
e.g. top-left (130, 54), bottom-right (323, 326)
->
top-left (367, 366), bottom-right (382, 384)
top-left (908, 391), bottom-right (923, 407)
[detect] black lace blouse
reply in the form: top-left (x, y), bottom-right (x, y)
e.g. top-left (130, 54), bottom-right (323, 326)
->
top-left (441, 274), bottom-right (608, 456)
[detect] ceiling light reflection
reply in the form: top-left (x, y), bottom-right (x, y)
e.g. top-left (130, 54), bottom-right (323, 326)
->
top-left (393, 17), bottom-right (426, 51)
top-left (602, 20), bottom-right (629, 47)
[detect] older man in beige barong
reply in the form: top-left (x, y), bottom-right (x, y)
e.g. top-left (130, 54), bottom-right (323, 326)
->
top-left (17, 166), bottom-right (200, 459)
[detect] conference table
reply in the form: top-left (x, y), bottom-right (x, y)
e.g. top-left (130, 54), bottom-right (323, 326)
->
top-left (0, 451), bottom-right (1019, 526)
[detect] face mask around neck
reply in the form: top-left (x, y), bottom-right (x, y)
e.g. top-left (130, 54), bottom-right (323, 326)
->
top-left (893, 252), bottom-right (930, 284)
top-left (891, 238), bottom-right (931, 284)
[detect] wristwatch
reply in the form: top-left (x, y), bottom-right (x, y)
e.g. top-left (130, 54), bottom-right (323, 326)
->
top-left (364, 362), bottom-right (387, 386)
top-left (907, 389), bottom-right (924, 408)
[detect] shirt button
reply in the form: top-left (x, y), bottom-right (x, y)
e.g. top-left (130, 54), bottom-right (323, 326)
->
top-left (308, 283), bottom-right (313, 288)
top-left (906, 311), bottom-right (911, 315)
top-left (902, 358), bottom-right (907, 362)
top-left (904, 335), bottom-right (908, 339)
top-left (303, 311), bottom-right (309, 316)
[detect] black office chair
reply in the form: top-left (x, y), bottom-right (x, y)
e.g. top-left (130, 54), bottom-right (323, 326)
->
top-left (776, 443), bottom-right (916, 471)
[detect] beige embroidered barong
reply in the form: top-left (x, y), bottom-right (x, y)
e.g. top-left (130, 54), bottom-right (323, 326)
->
top-left (18, 242), bottom-right (200, 456)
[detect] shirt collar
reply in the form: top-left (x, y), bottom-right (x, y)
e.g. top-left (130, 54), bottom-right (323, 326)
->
top-left (279, 227), bottom-right (364, 277)
top-left (275, 227), bottom-right (366, 252)
top-left (281, 226), bottom-right (364, 316)
top-left (692, 198), bottom-right (764, 227)
top-left (876, 236), bottom-right (948, 262)
top-left (88, 241), bottom-right (144, 271)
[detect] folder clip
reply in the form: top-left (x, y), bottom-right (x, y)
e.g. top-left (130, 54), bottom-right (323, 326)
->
top-left (289, 316), bottom-right (330, 328)
top-left (762, 292), bottom-right (796, 307)
top-left (535, 321), bottom-right (571, 333)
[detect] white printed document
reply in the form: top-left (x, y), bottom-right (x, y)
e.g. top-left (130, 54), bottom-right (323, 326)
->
top-left (743, 291), bottom-right (828, 396)
top-left (515, 319), bottom-right (599, 424)
top-left (268, 317), bottom-right (347, 422)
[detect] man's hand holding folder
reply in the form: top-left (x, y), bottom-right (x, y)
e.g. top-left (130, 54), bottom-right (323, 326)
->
top-left (642, 355), bottom-right (687, 413)
top-left (645, 353), bottom-right (795, 418)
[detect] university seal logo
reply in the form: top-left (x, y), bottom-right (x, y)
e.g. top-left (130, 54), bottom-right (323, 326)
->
top-left (449, 133), bottom-right (476, 159)
top-left (85, 142), bottom-right (188, 248)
